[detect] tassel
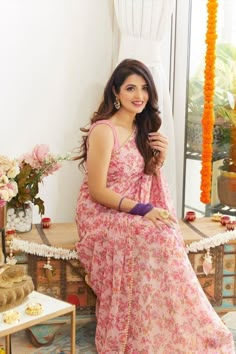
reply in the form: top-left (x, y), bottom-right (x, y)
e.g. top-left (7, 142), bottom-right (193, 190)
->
top-left (203, 249), bottom-right (213, 275)
top-left (6, 240), bottom-right (17, 265)
top-left (43, 257), bottom-right (53, 282)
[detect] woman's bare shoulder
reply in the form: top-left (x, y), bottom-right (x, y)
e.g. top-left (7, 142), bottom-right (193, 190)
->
top-left (88, 122), bottom-right (114, 150)
top-left (89, 122), bottom-right (114, 138)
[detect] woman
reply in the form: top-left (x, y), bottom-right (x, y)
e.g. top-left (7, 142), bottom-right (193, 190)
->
top-left (75, 59), bottom-right (234, 353)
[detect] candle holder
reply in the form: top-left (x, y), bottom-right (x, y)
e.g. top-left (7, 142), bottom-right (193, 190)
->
top-left (25, 302), bottom-right (43, 316)
top-left (211, 213), bottom-right (222, 222)
top-left (41, 217), bottom-right (51, 229)
top-left (185, 211), bottom-right (196, 222)
top-left (220, 215), bottom-right (231, 226)
top-left (3, 310), bottom-right (20, 324)
top-left (226, 221), bottom-right (236, 231)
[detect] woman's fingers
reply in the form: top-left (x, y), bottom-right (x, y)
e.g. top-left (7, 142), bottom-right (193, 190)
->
top-left (145, 208), bottom-right (177, 229)
top-left (149, 217), bottom-right (176, 229)
top-left (148, 133), bottom-right (168, 161)
top-left (148, 132), bottom-right (168, 145)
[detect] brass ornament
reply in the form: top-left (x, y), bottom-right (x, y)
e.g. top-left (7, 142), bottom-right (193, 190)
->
top-left (159, 209), bottom-right (170, 219)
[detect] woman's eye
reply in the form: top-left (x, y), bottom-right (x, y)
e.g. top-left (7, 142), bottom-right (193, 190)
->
top-left (143, 86), bottom-right (148, 91)
top-left (127, 87), bottom-right (134, 91)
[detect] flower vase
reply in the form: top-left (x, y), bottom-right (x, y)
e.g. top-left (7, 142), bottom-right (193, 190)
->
top-left (6, 202), bottom-right (33, 233)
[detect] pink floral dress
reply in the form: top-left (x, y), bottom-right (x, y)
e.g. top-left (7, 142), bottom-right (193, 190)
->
top-left (76, 120), bottom-right (235, 354)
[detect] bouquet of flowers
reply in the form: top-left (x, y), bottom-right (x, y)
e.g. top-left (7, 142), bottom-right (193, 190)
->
top-left (0, 156), bottom-right (19, 208)
top-left (0, 144), bottom-right (70, 216)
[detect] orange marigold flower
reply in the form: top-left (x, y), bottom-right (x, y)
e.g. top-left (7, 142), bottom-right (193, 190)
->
top-left (200, 0), bottom-right (218, 204)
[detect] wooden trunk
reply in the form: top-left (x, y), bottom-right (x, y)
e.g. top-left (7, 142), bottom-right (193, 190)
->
top-left (180, 217), bottom-right (236, 312)
top-left (9, 223), bottom-right (96, 315)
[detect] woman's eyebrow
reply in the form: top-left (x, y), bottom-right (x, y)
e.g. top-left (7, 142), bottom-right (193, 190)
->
top-left (124, 84), bottom-right (148, 88)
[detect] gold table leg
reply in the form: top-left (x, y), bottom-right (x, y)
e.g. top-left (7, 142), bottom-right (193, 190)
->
top-left (5, 334), bottom-right (11, 354)
top-left (70, 306), bottom-right (76, 354)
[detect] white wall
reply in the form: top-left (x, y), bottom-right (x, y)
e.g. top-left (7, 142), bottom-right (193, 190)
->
top-left (0, 0), bottom-right (114, 223)
top-left (0, 0), bottom-right (183, 223)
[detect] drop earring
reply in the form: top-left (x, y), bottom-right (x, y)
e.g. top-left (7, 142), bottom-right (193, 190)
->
top-left (114, 96), bottom-right (121, 110)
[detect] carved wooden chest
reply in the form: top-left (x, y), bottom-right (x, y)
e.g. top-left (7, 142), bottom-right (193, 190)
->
top-left (180, 217), bottom-right (236, 313)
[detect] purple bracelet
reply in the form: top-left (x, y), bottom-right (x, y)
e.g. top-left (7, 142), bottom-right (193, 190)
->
top-left (129, 203), bottom-right (154, 216)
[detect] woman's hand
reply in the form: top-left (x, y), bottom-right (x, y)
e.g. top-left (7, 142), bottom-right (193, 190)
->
top-left (148, 132), bottom-right (168, 163)
top-left (144, 207), bottom-right (177, 229)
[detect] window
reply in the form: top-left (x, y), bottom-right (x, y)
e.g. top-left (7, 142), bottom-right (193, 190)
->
top-left (184, 0), bottom-right (236, 217)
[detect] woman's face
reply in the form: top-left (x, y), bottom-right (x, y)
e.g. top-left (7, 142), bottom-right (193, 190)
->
top-left (116, 74), bottom-right (149, 115)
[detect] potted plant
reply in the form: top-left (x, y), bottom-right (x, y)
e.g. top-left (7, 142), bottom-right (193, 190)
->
top-left (214, 44), bottom-right (236, 207)
top-left (217, 95), bottom-right (236, 207)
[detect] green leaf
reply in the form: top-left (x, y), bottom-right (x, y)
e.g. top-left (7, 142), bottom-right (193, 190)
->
top-left (34, 197), bottom-right (45, 215)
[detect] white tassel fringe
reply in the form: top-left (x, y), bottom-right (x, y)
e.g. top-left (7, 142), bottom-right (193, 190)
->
top-left (12, 238), bottom-right (79, 260)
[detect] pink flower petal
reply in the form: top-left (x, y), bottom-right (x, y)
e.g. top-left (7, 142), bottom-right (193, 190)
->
top-left (33, 144), bottom-right (49, 162)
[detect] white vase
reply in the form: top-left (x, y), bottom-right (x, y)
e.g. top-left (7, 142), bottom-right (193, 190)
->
top-left (6, 202), bottom-right (33, 233)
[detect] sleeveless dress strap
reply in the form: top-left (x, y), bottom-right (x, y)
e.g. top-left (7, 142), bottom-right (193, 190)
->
top-left (89, 120), bottom-right (120, 149)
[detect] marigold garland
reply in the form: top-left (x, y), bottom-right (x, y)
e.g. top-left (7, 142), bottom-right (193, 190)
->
top-left (200, 0), bottom-right (218, 204)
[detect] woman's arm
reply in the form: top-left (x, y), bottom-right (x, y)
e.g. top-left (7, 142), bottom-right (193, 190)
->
top-left (87, 124), bottom-right (136, 211)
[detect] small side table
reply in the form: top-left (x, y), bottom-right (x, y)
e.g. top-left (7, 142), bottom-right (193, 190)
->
top-left (0, 291), bottom-right (76, 354)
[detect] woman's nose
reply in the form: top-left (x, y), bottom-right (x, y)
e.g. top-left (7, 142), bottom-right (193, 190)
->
top-left (134, 89), bottom-right (143, 99)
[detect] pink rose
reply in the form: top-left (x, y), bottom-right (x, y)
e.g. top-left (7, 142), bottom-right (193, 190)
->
top-left (20, 144), bottom-right (50, 169)
top-left (19, 153), bottom-right (38, 168)
top-left (32, 144), bottom-right (50, 162)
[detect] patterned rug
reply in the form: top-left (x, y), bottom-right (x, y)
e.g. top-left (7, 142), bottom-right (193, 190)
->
top-left (30, 321), bottom-right (97, 354)
top-left (1, 314), bottom-right (236, 353)
top-left (0, 316), bottom-right (97, 354)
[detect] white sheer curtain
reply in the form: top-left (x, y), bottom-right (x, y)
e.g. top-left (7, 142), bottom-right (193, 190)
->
top-left (114, 0), bottom-right (177, 207)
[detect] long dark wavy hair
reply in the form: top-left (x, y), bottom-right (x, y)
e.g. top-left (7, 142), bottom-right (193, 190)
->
top-left (77, 58), bottom-right (162, 174)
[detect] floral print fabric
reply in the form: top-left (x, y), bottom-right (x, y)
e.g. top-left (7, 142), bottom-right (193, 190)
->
top-left (76, 121), bottom-right (234, 354)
